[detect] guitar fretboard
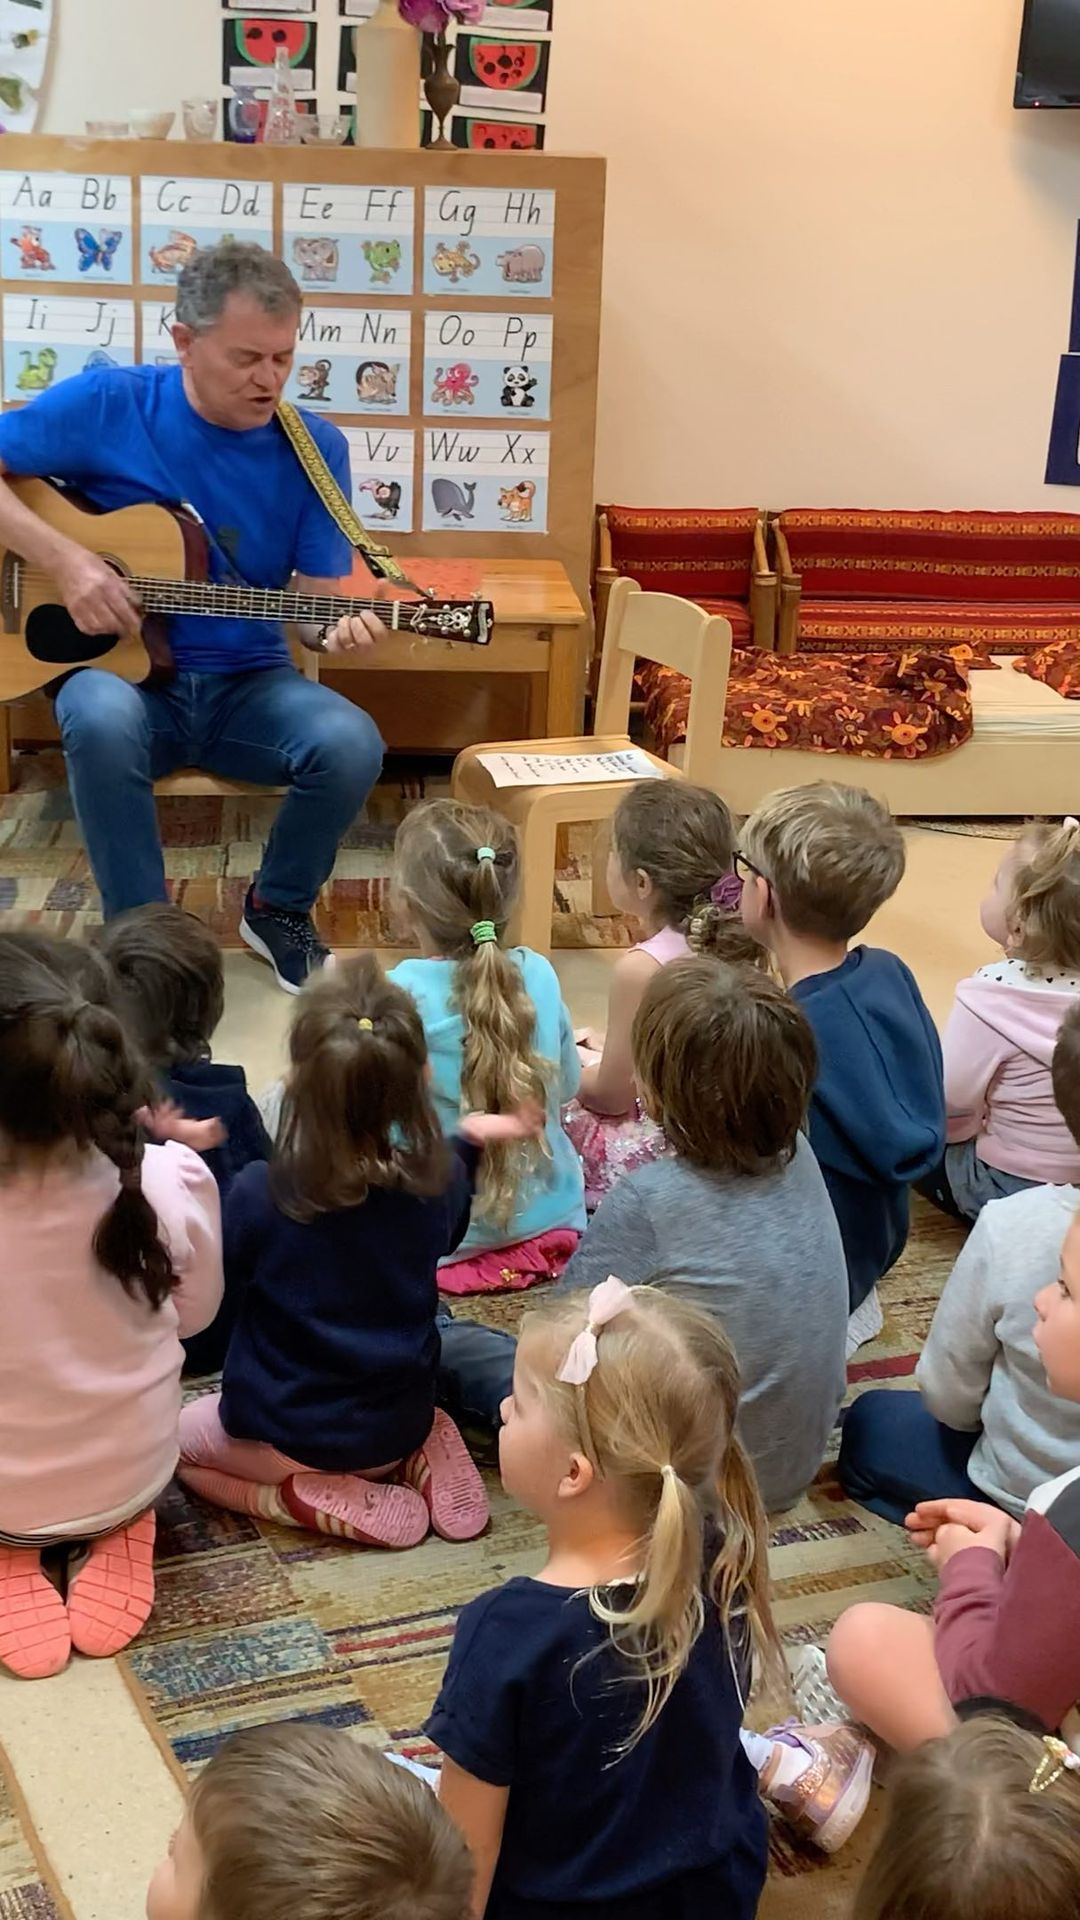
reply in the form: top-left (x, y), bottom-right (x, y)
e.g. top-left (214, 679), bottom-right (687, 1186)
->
top-left (127, 577), bottom-right (406, 628)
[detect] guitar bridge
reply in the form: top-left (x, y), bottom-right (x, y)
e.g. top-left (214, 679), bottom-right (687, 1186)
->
top-left (0, 553), bottom-right (21, 635)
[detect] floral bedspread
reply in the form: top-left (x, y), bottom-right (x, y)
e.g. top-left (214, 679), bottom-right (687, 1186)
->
top-left (640, 647), bottom-right (975, 761)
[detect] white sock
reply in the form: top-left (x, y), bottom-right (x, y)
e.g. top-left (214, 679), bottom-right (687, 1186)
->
top-left (740, 1727), bottom-right (814, 1790)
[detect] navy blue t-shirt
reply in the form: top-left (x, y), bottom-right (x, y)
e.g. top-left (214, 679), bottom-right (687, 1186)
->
top-left (0, 365), bottom-right (352, 673)
top-left (427, 1576), bottom-right (768, 1920)
top-left (220, 1139), bottom-right (478, 1470)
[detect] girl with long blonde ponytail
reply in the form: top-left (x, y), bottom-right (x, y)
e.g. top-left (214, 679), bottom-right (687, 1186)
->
top-left (429, 1283), bottom-right (868, 1919)
top-left (388, 800), bottom-right (585, 1287)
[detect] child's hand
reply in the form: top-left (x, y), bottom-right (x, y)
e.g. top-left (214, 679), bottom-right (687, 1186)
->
top-left (137, 1100), bottom-right (227, 1152)
top-left (459, 1100), bottom-right (545, 1148)
top-left (906, 1498), bottom-right (1018, 1552)
top-left (920, 1509), bottom-right (1018, 1571)
top-left (925, 1521), bottom-right (983, 1570)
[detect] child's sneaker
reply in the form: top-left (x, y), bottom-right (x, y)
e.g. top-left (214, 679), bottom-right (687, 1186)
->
top-left (789, 1642), bottom-right (848, 1724)
top-left (402, 1409), bottom-right (489, 1542)
top-left (67, 1509), bottom-right (157, 1658)
top-left (284, 1473), bottom-right (430, 1549)
top-left (763, 1719), bottom-right (874, 1854)
top-left (0, 1545), bottom-right (70, 1679)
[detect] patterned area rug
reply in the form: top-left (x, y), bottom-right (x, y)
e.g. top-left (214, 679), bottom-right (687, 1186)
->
top-left (116, 1196), bottom-right (965, 1918)
top-left (0, 1748), bottom-right (65, 1920)
top-left (0, 754), bottom-right (632, 952)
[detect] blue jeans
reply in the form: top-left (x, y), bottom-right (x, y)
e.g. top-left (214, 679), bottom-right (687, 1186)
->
top-left (837, 1387), bottom-right (985, 1527)
top-left (54, 666), bottom-right (384, 918)
top-left (436, 1312), bottom-right (516, 1431)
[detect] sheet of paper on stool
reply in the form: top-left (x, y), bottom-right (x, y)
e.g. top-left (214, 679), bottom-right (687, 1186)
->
top-left (476, 748), bottom-right (662, 788)
top-left (384, 1752), bottom-right (441, 1790)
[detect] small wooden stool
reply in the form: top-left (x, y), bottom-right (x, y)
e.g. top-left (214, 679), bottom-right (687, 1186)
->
top-left (451, 580), bottom-right (733, 955)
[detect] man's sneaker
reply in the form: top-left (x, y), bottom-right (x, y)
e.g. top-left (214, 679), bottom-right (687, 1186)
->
top-left (240, 886), bottom-right (332, 994)
top-left (763, 1719), bottom-right (875, 1854)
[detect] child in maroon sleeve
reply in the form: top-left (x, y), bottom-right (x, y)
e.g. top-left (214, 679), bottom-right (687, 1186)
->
top-left (819, 1205), bottom-right (1080, 1757)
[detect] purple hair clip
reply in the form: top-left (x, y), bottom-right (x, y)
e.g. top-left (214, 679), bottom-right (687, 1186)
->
top-left (710, 871), bottom-right (743, 912)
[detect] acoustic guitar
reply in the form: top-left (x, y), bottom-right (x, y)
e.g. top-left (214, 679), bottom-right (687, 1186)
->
top-left (0, 478), bottom-right (493, 703)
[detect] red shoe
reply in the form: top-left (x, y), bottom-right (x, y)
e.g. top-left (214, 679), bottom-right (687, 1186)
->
top-left (403, 1409), bottom-right (490, 1542)
top-left (282, 1474), bottom-right (429, 1549)
top-left (67, 1509), bottom-right (157, 1658)
top-left (0, 1546), bottom-right (70, 1679)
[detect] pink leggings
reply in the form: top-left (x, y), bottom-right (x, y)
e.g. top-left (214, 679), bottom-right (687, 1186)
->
top-left (177, 1393), bottom-right (398, 1486)
top-left (178, 1394), bottom-right (311, 1485)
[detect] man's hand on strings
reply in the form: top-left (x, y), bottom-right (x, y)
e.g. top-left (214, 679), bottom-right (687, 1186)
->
top-left (296, 574), bottom-right (389, 656)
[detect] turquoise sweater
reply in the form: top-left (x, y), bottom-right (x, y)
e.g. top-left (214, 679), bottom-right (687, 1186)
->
top-left (388, 948), bottom-right (586, 1259)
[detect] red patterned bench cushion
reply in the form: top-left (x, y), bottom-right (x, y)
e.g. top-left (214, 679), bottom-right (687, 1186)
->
top-left (779, 509), bottom-right (1080, 606)
top-left (1016, 638), bottom-right (1080, 698)
top-left (793, 598), bottom-right (1080, 660)
top-left (639, 649), bottom-right (973, 762)
top-left (602, 505), bottom-right (761, 602)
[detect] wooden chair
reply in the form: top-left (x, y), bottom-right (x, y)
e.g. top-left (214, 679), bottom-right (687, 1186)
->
top-left (451, 578), bottom-right (732, 954)
top-left (770, 515), bottom-right (800, 657)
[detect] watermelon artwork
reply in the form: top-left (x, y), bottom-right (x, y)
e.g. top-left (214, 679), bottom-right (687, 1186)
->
top-left (464, 119), bottom-right (543, 150)
top-left (466, 41), bottom-right (542, 92)
top-left (232, 18), bottom-right (312, 71)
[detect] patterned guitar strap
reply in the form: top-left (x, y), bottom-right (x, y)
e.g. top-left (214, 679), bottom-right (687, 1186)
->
top-left (275, 401), bottom-right (432, 598)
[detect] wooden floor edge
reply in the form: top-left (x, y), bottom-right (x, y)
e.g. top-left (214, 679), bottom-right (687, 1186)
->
top-left (0, 1734), bottom-right (77, 1920)
top-left (116, 1656), bottom-right (190, 1793)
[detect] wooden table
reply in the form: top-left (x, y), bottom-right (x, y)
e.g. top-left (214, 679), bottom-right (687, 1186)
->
top-left (326, 557), bottom-right (589, 747)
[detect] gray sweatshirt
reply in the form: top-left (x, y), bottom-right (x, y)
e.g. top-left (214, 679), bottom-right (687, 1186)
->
top-left (917, 1182), bottom-right (1080, 1518)
top-left (558, 1137), bottom-right (849, 1512)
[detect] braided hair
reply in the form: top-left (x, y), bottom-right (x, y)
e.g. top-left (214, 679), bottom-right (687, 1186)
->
top-left (0, 931), bottom-right (176, 1308)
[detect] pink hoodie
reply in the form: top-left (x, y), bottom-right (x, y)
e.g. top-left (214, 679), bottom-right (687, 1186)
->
top-left (0, 1142), bottom-right (222, 1541)
top-left (943, 958), bottom-right (1080, 1183)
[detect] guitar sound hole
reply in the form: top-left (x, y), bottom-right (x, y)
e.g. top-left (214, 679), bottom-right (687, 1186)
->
top-left (25, 603), bottom-right (122, 666)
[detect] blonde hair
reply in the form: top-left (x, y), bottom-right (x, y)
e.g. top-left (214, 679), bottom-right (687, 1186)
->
top-left (190, 1723), bottom-right (472, 1920)
top-left (1007, 819), bottom-right (1080, 974)
top-left (741, 781), bottom-right (905, 942)
top-left (519, 1285), bottom-right (782, 1751)
top-left (854, 1717), bottom-right (1080, 1920)
top-left (393, 800), bottom-right (550, 1228)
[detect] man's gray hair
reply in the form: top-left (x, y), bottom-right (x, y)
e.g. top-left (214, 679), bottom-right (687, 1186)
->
top-left (175, 239), bottom-right (302, 334)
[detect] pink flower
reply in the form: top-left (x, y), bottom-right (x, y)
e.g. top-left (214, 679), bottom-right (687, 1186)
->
top-left (397, 0), bottom-right (483, 27)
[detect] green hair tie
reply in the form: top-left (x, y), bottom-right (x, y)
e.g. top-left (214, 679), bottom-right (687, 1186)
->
top-left (470, 919), bottom-right (498, 946)
top-left (476, 846), bottom-right (496, 862)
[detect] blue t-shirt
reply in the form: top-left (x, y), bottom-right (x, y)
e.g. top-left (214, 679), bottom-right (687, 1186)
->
top-left (388, 948), bottom-right (586, 1258)
top-left (0, 365), bottom-right (352, 673)
top-left (427, 1575), bottom-right (768, 1919)
top-left (791, 945), bottom-right (945, 1310)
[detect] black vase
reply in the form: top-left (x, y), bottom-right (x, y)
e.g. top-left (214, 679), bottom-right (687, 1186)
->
top-left (423, 31), bottom-right (460, 149)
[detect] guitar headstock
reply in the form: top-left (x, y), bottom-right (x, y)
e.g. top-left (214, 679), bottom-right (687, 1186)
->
top-left (402, 597), bottom-right (493, 646)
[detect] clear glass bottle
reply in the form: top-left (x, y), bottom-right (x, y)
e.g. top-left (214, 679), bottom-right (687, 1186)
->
top-left (262, 46), bottom-right (299, 145)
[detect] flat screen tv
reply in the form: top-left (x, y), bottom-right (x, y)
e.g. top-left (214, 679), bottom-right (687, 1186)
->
top-left (1016, 0), bottom-right (1080, 106)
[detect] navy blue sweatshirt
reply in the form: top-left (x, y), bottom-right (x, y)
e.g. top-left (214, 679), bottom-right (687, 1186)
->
top-left (166, 1061), bottom-right (273, 1377)
top-left (791, 947), bottom-right (945, 1311)
top-left (219, 1139), bottom-right (479, 1471)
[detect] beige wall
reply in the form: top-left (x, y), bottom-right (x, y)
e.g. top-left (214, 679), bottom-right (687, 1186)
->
top-left (40, 0), bottom-right (1080, 509)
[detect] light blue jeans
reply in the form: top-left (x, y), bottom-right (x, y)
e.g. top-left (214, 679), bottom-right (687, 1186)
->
top-left (54, 665), bottom-right (383, 918)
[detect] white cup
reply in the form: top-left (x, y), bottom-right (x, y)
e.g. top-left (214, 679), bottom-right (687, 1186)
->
top-left (130, 109), bottom-right (176, 140)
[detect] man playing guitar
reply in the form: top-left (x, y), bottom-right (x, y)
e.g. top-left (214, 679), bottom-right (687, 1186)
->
top-left (0, 240), bottom-right (387, 992)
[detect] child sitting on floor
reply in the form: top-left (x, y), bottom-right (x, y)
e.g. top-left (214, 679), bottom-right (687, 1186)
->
top-left (738, 780), bottom-right (945, 1350)
top-left (96, 903), bottom-right (272, 1375)
top-left (388, 799), bottom-right (586, 1293)
top-left (147, 1721), bottom-right (472, 1920)
top-left (563, 778), bottom-right (757, 1209)
top-left (820, 1204), bottom-right (1080, 1760)
top-left (921, 816), bottom-right (1080, 1222)
top-left (0, 931), bottom-right (222, 1681)
top-left (853, 1717), bottom-right (1080, 1920)
top-left (429, 1282), bottom-right (870, 1917)
top-left (839, 1002), bottom-right (1080, 1524)
top-left (178, 954), bottom-right (536, 1549)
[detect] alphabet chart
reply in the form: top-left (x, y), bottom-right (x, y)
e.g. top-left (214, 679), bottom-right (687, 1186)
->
top-left (283, 182), bottom-right (413, 298)
top-left (425, 311), bottom-right (552, 421)
top-left (141, 176), bottom-right (273, 283)
top-left (1, 169), bottom-right (133, 283)
top-left (284, 304), bottom-right (411, 416)
top-left (0, 139), bottom-right (604, 612)
top-left (423, 187), bottom-right (554, 297)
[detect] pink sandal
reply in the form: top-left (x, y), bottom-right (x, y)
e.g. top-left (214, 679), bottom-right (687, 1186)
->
top-left (67, 1509), bottom-right (157, 1658)
top-left (0, 1546), bottom-right (70, 1680)
top-left (403, 1409), bottom-right (490, 1542)
top-left (283, 1474), bottom-right (429, 1549)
